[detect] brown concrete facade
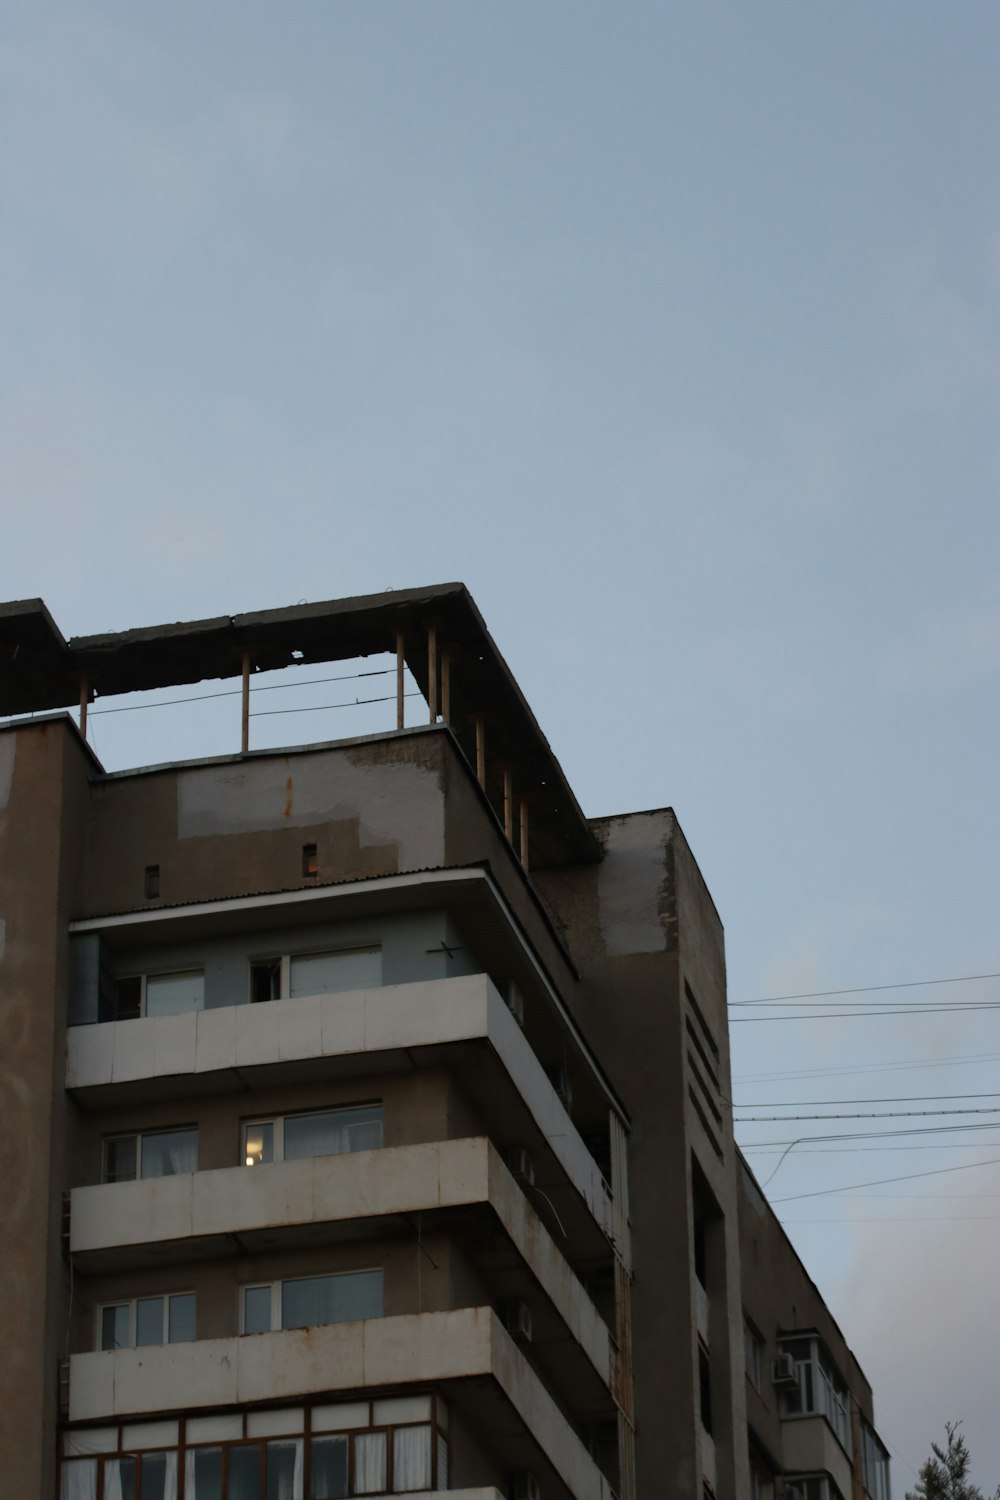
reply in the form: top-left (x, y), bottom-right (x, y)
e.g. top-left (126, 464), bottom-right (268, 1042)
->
top-left (0, 588), bottom-right (889, 1500)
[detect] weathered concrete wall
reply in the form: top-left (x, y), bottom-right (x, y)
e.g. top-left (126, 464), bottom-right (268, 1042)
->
top-left (83, 734), bottom-right (451, 917)
top-left (535, 809), bottom-right (750, 1500)
top-left (0, 719), bottom-right (91, 1500)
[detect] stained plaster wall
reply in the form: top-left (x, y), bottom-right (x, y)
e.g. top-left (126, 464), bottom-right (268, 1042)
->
top-left (0, 719), bottom-right (91, 1500)
top-left (82, 733), bottom-right (451, 918)
top-left (534, 809), bottom-right (750, 1500)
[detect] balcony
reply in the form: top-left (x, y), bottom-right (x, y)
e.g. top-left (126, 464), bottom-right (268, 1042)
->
top-left (70, 1137), bottom-right (612, 1407)
top-left (67, 1307), bottom-right (614, 1500)
top-left (66, 974), bottom-right (615, 1254)
top-left (781, 1415), bottom-right (853, 1500)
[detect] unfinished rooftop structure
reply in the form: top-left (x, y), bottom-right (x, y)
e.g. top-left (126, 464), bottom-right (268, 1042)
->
top-left (0, 585), bottom-right (890, 1500)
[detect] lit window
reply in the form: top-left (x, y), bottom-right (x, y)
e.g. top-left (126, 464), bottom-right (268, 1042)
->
top-left (98, 1293), bottom-right (196, 1350)
top-left (243, 1105), bottom-right (382, 1167)
top-left (103, 1128), bottom-right (198, 1183)
top-left (241, 1271), bottom-right (383, 1334)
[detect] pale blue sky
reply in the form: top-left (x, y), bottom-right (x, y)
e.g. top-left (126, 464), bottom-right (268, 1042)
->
top-left (3, 3), bottom-right (999, 1486)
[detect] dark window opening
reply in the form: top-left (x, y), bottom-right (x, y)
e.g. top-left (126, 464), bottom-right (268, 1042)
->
top-left (144, 865), bottom-right (160, 899)
top-left (302, 843), bottom-right (318, 877)
top-left (699, 1349), bottom-right (713, 1435)
top-left (251, 959), bottom-right (282, 1005)
top-left (113, 975), bottom-right (142, 1021)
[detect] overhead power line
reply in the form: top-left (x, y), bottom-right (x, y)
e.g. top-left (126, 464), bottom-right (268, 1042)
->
top-left (736, 1107), bottom-right (1000, 1122)
top-left (732, 1002), bottom-right (1000, 1022)
top-left (735, 1091), bottom-right (1000, 1107)
top-left (734, 970), bottom-right (1000, 1006)
top-left (769, 1153), bottom-right (1000, 1204)
top-left (88, 665), bottom-right (402, 715)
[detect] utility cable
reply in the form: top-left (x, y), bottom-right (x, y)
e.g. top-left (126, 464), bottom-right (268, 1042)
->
top-left (87, 665), bottom-right (405, 715)
top-left (250, 691), bottom-right (422, 719)
top-left (769, 1153), bottom-right (1000, 1204)
top-left (733, 970), bottom-right (1000, 1005)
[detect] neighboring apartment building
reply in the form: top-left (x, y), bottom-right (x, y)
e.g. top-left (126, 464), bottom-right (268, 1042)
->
top-left (0, 584), bottom-right (890, 1500)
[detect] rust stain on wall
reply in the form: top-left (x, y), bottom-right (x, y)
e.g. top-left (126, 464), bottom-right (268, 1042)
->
top-left (284, 776), bottom-right (294, 818)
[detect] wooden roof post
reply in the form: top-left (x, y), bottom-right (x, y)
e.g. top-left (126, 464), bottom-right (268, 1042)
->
top-left (241, 652), bottom-right (251, 753)
top-left (396, 632), bottom-right (405, 730)
top-left (427, 623), bottom-right (438, 722)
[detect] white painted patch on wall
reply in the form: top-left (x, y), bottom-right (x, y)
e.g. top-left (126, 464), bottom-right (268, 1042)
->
top-left (597, 813), bottom-right (668, 956)
top-left (0, 736), bottom-right (15, 809)
top-left (176, 752), bottom-right (446, 870)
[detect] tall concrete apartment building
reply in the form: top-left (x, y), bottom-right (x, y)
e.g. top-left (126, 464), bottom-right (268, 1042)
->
top-left (0, 585), bottom-right (891, 1500)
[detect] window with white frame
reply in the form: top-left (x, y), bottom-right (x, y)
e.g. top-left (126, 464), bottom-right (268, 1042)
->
top-left (111, 969), bottom-right (205, 1021)
top-left (241, 1270), bottom-right (383, 1334)
top-left (778, 1337), bottom-right (852, 1456)
top-left (249, 948), bottom-right (382, 1005)
top-left (59, 1395), bottom-right (449, 1500)
top-left (862, 1421), bottom-right (891, 1500)
top-left (243, 1106), bottom-right (382, 1167)
top-left (99, 1293), bottom-right (196, 1350)
top-left (102, 1127), bottom-right (198, 1183)
top-left (744, 1318), bottom-right (764, 1390)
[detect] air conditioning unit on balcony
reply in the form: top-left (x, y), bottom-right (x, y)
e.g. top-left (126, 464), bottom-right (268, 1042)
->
top-left (502, 1147), bottom-right (536, 1186)
top-left (771, 1351), bottom-right (798, 1385)
top-left (501, 1300), bottom-right (533, 1342)
top-left (511, 1472), bottom-right (541, 1500)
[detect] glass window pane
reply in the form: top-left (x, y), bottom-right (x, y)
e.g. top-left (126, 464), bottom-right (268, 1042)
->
top-left (104, 1137), bottom-right (138, 1184)
top-left (145, 970), bottom-right (205, 1017)
top-left (60, 1458), bottom-right (97, 1500)
top-left (281, 1271), bottom-right (382, 1331)
top-left (230, 1447), bottom-right (262, 1500)
top-left (136, 1297), bottom-right (165, 1347)
top-left (186, 1447), bottom-right (223, 1500)
top-left (310, 1437), bottom-right (349, 1500)
top-left (284, 1107), bottom-right (382, 1161)
top-left (105, 1457), bottom-right (137, 1500)
top-left (393, 1427), bottom-right (432, 1492)
top-left (289, 949), bottom-right (381, 999)
top-left (139, 1453), bottom-right (173, 1500)
top-left (141, 1129), bottom-right (198, 1178)
top-left (245, 1122), bottom-right (274, 1167)
top-left (244, 1285), bottom-right (273, 1334)
top-left (353, 1433), bottom-right (386, 1496)
top-left (168, 1293), bottom-right (196, 1344)
top-left (101, 1304), bottom-right (130, 1351)
top-left (266, 1439), bottom-right (303, 1500)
